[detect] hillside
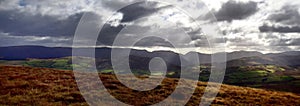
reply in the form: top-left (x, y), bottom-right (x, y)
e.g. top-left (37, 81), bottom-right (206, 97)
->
top-left (0, 66), bottom-right (300, 105)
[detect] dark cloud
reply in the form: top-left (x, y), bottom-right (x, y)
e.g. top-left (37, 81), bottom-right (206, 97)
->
top-left (97, 2), bottom-right (172, 46)
top-left (0, 10), bottom-right (82, 37)
top-left (97, 24), bottom-right (126, 45)
top-left (214, 0), bottom-right (258, 22)
top-left (118, 1), bottom-right (171, 22)
top-left (268, 5), bottom-right (300, 26)
top-left (101, 0), bottom-right (128, 10)
top-left (97, 23), bottom-right (185, 47)
top-left (187, 28), bottom-right (202, 39)
top-left (261, 5), bottom-right (300, 33)
top-left (259, 24), bottom-right (300, 33)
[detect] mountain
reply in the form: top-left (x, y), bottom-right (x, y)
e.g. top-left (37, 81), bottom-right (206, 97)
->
top-left (0, 46), bottom-right (185, 70)
top-left (0, 46), bottom-right (261, 61)
top-left (227, 51), bottom-right (263, 60)
top-left (0, 46), bottom-right (299, 67)
top-left (0, 46), bottom-right (72, 60)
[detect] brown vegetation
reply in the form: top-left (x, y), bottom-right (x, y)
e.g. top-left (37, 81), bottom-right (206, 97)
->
top-left (0, 66), bottom-right (299, 105)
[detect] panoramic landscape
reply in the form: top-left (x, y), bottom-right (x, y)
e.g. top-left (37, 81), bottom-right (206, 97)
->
top-left (1, 0), bottom-right (300, 105)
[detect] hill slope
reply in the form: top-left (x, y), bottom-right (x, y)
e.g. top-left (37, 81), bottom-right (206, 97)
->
top-left (0, 66), bottom-right (299, 105)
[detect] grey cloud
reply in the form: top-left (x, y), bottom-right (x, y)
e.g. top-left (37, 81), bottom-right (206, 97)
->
top-left (220, 28), bottom-right (243, 35)
top-left (290, 38), bottom-right (300, 46)
top-left (226, 36), bottom-right (261, 46)
top-left (259, 24), bottom-right (300, 33)
top-left (118, 1), bottom-right (171, 22)
top-left (0, 9), bottom-right (83, 37)
top-left (269, 38), bottom-right (292, 46)
top-left (187, 28), bottom-right (202, 39)
top-left (268, 5), bottom-right (300, 26)
top-left (261, 5), bottom-right (300, 33)
top-left (271, 46), bottom-right (293, 52)
top-left (97, 2), bottom-right (172, 46)
top-left (264, 33), bottom-right (279, 39)
top-left (214, 0), bottom-right (258, 22)
top-left (0, 32), bottom-right (72, 47)
top-left (101, 0), bottom-right (128, 10)
top-left (189, 39), bottom-right (210, 47)
top-left (270, 38), bottom-right (300, 46)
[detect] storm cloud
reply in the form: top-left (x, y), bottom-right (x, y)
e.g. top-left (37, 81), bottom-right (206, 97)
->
top-left (259, 24), bottom-right (300, 33)
top-left (0, 10), bottom-right (82, 37)
top-left (118, 1), bottom-right (171, 22)
top-left (268, 5), bottom-right (300, 26)
top-left (97, 1), bottom-right (173, 46)
top-left (214, 0), bottom-right (258, 22)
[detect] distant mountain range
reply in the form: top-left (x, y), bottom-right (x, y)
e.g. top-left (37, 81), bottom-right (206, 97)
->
top-left (0, 46), bottom-right (299, 67)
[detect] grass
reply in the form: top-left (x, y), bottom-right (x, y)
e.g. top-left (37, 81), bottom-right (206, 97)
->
top-left (0, 66), bottom-right (300, 105)
top-left (228, 70), bottom-right (268, 78)
top-left (0, 60), bottom-right (7, 63)
top-left (23, 57), bottom-right (96, 71)
top-left (0, 60), bottom-right (26, 66)
top-left (225, 70), bottom-right (268, 84)
top-left (266, 75), bottom-right (295, 83)
top-left (24, 58), bottom-right (73, 70)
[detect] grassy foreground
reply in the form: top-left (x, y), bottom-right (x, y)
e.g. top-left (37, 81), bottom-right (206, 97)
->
top-left (0, 66), bottom-right (300, 105)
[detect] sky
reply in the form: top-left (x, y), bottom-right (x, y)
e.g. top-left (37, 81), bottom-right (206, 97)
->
top-left (0, 0), bottom-right (299, 53)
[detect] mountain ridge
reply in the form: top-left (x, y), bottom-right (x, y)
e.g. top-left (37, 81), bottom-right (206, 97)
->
top-left (0, 46), bottom-right (299, 67)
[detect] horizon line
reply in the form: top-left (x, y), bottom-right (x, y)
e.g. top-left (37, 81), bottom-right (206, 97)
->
top-left (0, 45), bottom-right (299, 55)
